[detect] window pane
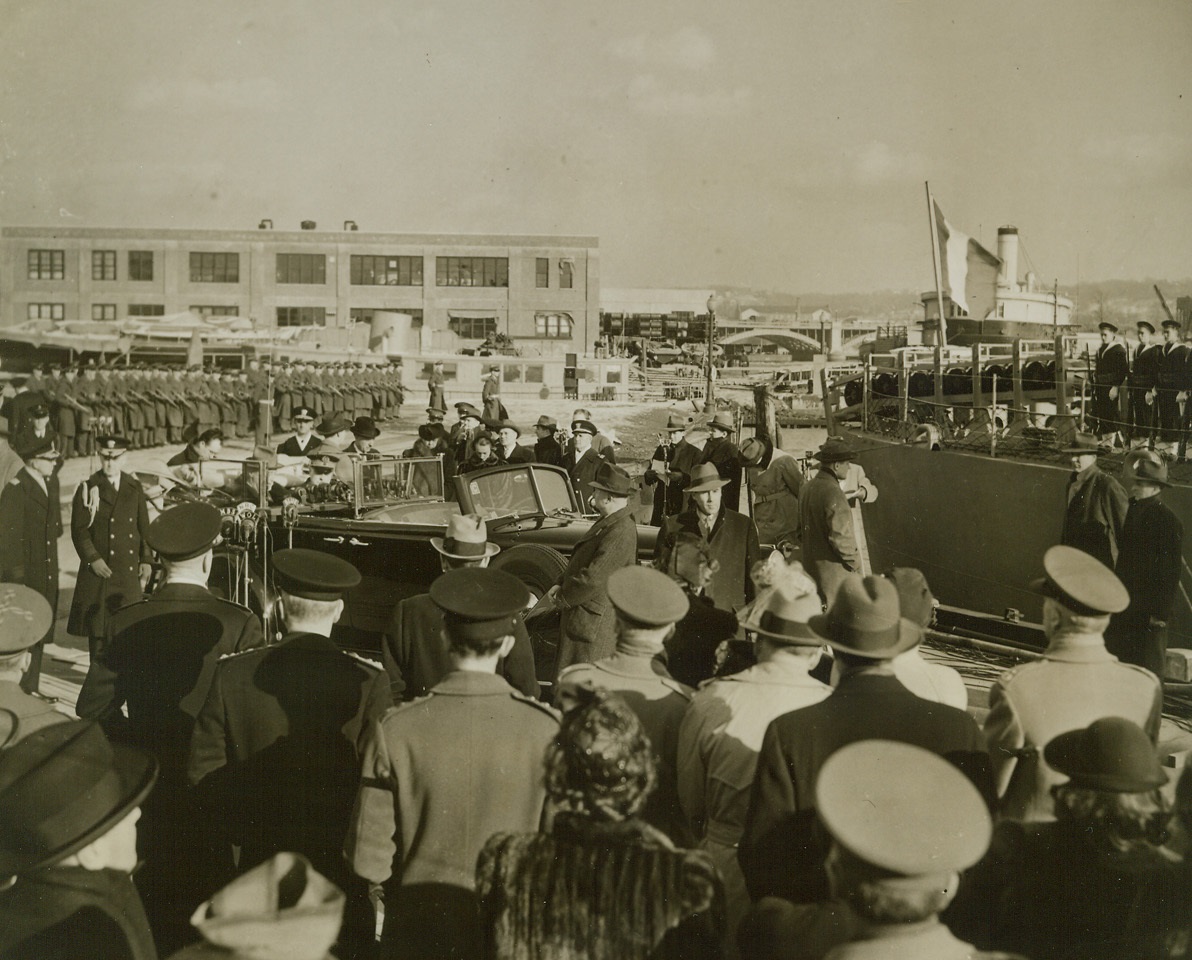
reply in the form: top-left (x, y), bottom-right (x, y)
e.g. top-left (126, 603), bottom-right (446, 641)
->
top-left (536, 258), bottom-right (549, 288)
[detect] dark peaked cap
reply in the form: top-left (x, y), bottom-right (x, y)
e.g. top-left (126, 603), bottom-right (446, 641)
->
top-left (429, 567), bottom-right (529, 642)
top-left (272, 548), bottom-right (361, 601)
top-left (147, 502), bottom-right (222, 562)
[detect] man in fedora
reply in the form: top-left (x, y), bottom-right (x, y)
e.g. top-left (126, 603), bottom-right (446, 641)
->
top-left (0, 585), bottom-right (66, 743)
top-left (740, 435), bottom-right (804, 548)
top-left (644, 411), bottom-right (700, 524)
top-left (564, 418), bottom-right (607, 510)
top-left (1059, 432), bottom-right (1128, 569)
top-left (551, 462), bottom-right (639, 673)
top-left (0, 436), bottom-right (63, 694)
top-left (885, 568), bottom-right (967, 710)
top-left (1092, 320), bottom-right (1129, 443)
top-left (76, 501), bottom-right (263, 951)
top-left (679, 573), bottom-right (831, 953)
top-left (344, 416), bottom-right (382, 459)
top-left (315, 413), bottom-right (355, 453)
top-left (740, 741), bottom-right (998, 960)
top-left (556, 566), bottom-right (695, 846)
top-left (68, 436), bottom-right (154, 661)
top-left (276, 406), bottom-right (322, 458)
top-left (0, 720), bottom-right (159, 960)
top-left (532, 415), bottom-right (563, 466)
top-left (800, 437), bottom-right (861, 604)
top-left (655, 462), bottom-right (762, 614)
top-left (738, 573), bottom-right (991, 904)
top-left (493, 419), bottom-right (533, 464)
top-left (382, 514), bottom-right (538, 701)
top-left (701, 409), bottom-right (742, 511)
top-left (189, 549), bottom-right (391, 958)
top-left (1105, 450), bottom-right (1183, 676)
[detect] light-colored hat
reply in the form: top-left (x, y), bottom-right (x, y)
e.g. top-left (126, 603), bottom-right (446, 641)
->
top-left (1032, 545), bottom-right (1129, 615)
top-left (0, 584), bottom-right (53, 653)
top-left (808, 574), bottom-right (920, 659)
top-left (750, 580), bottom-right (822, 647)
top-left (430, 513), bottom-right (500, 560)
top-left (707, 411), bottom-right (735, 433)
top-left (685, 463), bottom-right (728, 493)
top-left (1123, 449), bottom-right (1169, 487)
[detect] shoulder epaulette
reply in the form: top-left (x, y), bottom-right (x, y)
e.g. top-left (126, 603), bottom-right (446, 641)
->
top-left (510, 690), bottom-right (562, 721)
top-left (218, 646), bottom-right (261, 662)
top-left (346, 650), bottom-right (383, 672)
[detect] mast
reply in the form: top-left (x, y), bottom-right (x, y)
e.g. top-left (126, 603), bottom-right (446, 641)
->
top-left (925, 182), bottom-right (948, 345)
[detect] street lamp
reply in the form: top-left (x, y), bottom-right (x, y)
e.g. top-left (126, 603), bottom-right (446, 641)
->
top-left (705, 293), bottom-right (716, 411)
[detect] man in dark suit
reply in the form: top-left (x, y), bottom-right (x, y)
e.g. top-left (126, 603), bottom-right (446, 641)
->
top-left (382, 514), bottom-right (539, 700)
top-left (493, 420), bottom-right (534, 464)
top-left (76, 501), bottom-right (263, 954)
top-left (701, 410), bottom-right (742, 511)
top-left (738, 574), bottom-right (992, 905)
top-left (1092, 321), bottom-right (1129, 442)
top-left (189, 549), bottom-right (391, 960)
top-left (551, 462), bottom-right (638, 673)
top-left (563, 418), bottom-right (607, 511)
top-left (1106, 451), bottom-right (1184, 677)
top-left (533, 415), bottom-right (563, 466)
top-left (67, 436), bottom-right (153, 660)
top-left (274, 406), bottom-right (321, 458)
top-left (655, 462), bottom-right (761, 614)
top-left (1059, 432), bottom-right (1128, 569)
top-left (799, 438), bottom-right (861, 604)
top-left (0, 437), bottom-right (62, 694)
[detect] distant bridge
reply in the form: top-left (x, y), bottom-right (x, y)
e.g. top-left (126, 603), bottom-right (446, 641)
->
top-left (718, 328), bottom-right (821, 352)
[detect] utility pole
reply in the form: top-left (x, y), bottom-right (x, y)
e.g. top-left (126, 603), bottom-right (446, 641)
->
top-left (705, 293), bottom-right (716, 411)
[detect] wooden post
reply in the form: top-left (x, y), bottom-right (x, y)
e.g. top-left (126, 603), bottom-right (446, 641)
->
top-left (1012, 338), bottom-right (1025, 423)
top-left (862, 358), bottom-right (871, 430)
top-left (934, 344), bottom-right (945, 407)
top-left (971, 342), bottom-right (983, 409)
top-left (1055, 333), bottom-right (1069, 415)
top-left (898, 354), bottom-right (910, 423)
top-left (821, 366), bottom-right (836, 434)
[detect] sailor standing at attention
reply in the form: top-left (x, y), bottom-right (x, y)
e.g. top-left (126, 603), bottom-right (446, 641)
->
top-left (1128, 319), bottom-right (1161, 446)
top-left (1092, 320), bottom-right (1129, 443)
top-left (1157, 317), bottom-right (1187, 456)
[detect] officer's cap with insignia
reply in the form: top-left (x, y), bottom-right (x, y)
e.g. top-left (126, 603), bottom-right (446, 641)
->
top-left (95, 436), bottom-right (130, 459)
top-left (0, 584), bottom-right (53, 654)
top-left (607, 566), bottom-right (689, 628)
top-left (429, 568), bottom-right (530, 642)
top-left (148, 502), bottom-right (223, 563)
top-left (21, 436), bottom-right (60, 462)
top-left (272, 549), bottom-right (360, 602)
top-left (1032, 544), bottom-right (1129, 616)
top-left (292, 407), bottom-right (316, 423)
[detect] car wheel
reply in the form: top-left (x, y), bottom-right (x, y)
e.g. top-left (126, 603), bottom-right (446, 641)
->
top-left (492, 544), bottom-right (568, 685)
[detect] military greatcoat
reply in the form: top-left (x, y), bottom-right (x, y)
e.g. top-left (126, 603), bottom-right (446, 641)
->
top-left (67, 470), bottom-right (152, 641)
top-left (0, 467), bottom-right (62, 618)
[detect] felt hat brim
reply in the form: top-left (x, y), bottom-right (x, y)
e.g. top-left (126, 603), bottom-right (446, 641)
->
top-left (429, 537), bottom-right (501, 560)
top-left (807, 615), bottom-right (922, 659)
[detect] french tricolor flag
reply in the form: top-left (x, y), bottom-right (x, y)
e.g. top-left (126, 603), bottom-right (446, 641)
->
top-left (932, 200), bottom-right (1001, 318)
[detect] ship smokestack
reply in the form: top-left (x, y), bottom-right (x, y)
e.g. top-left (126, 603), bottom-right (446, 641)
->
top-left (997, 226), bottom-right (1019, 291)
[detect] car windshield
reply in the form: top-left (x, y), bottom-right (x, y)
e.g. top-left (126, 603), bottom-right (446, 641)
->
top-left (357, 457), bottom-right (444, 508)
top-left (463, 464), bottom-right (574, 521)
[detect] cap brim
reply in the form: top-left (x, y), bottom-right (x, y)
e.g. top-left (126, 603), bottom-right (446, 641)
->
top-left (685, 479), bottom-right (729, 493)
top-left (808, 616), bottom-right (922, 659)
top-left (749, 621), bottom-right (823, 647)
top-left (429, 537), bottom-right (501, 560)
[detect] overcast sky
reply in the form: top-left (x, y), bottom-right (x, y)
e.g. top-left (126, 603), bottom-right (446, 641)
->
top-left (1, 0), bottom-right (1187, 294)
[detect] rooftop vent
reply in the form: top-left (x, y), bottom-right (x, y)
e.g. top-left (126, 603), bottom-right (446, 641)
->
top-left (300, 220), bottom-right (317, 231)
top-left (344, 220), bottom-right (358, 231)
top-left (258, 219), bottom-right (273, 230)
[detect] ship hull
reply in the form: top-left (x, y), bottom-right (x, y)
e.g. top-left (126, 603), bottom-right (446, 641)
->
top-left (845, 432), bottom-right (1192, 650)
top-left (945, 317), bottom-right (1079, 345)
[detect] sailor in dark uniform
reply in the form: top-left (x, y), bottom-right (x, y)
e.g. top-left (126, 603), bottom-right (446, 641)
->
top-left (1128, 320), bottom-right (1161, 446)
top-left (189, 549), bottom-right (391, 960)
top-left (1157, 318), bottom-right (1187, 453)
top-left (76, 501), bottom-right (263, 953)
top-left (1091, 321), bottom-right (1129, 443)
top-left (274, 406), bottom-right (321, 458)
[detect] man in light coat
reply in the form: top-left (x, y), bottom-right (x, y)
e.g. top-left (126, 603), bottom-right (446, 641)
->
top-left (986, 544), bottom-right (1162, 822)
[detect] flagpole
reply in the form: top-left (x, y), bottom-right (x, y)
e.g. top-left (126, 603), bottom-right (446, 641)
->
top-left (925, 181), bottom-right (949, 346)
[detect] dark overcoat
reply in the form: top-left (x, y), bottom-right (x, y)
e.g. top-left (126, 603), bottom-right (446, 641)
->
top-left (555, 506), bottom-right (638, 671)
top-left (0, 467), bottom-right (62, 616)
top-left (1092, 340), bottom-right (1129, 431)
top-left (798, 469), bottom-right (859, 603)
top-left (655, 505), bottom-right (761, 613)
top-left (67, 471), bottom-right (152, 638)
top-left (1060, 464), bottom-right (1129, 568)
top-left (701, 435), bottom-right (742, 511)
top-left (738, 672), bottom-right (993, 904)
top-left (534, 435), bottom-right (563, 467)
top-left (381, 591), bottom-right (539, 701)
top-left (564, 446), bottom-right (606, 510)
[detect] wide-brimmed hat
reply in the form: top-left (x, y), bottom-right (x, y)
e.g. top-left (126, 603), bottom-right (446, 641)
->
top-left (812, 438), bottom-right (855, 463)
top-left (0, 721), bottom-right (158, 879)
top-left (707, 411), bottom-right (735, 433)
top-left (492, 420), bottom-right (521, 438)
top-left (808, 574), bottom-right (921, 659)
top-left (816, 741), bottom-right (991, 876)
top-left (589, 462), bottom-right (634, 497)
top-left (685, 463), bottom-right (728, 494)
top-left (351, 417), bottom-right (380, 440)
top-left (430, 513), bottom-right (500, 560)
top-left (535, 415), bottom-right (557, 431)
top-left (665, 413), bottom-right (692, 432)
top-left (1061, 432), bottom-right (1101, 455)
top-left (740, 436), bottom-right (774, 469)
top-left (1122, 450), bottom-right (1169, 487)
top-left (1031, 545), bottom-right (1129, 615)
top-left (0, 584), bottom-right (53, 653)
top-left (316, 414), bottom-right (352, 437)
top-left (1044, 717), bottom-right (1167, 793)
top-left (417, 423), bottom-right (447, 443)
top-left (751, 581), bottom-right (822, 647)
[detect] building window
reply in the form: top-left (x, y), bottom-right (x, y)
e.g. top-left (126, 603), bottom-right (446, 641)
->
top-left (276, 253), bottom-right (326, 284)
top-left (127, 304), bottom-right (165, 317)
top-left (447, 316), bottom-right (497, 340)
top-left (436, 257), bottom-right (508, 288)
top-left (190, 305), bottom-right (240, 317)
top-left (128, 251), bottom-right (154, 281)
top-left (91, 250), bottom-right (117, 281)
top-left (350, 255), bottom-right (423, 286)
top-left (27, 303), bottom-right (64, 321)
top-left (349, 308), bottom-right (423, 326)
top-left (534, 312), bottom-right (573, 339)
top-left (524, 365), bottom-right (544, 383)
top-left (560, 259), bottom-right (574, 289)
top-left (417, 361), bottom-right (457, 381)
top-left (276, 306), bottom-right (326, 327)
top-left (27, 250), bottom-right (64, 280)
top-left (92, 304), bottom-right (117, 321)
top-left (536, 258), bottom-right (549, 288)
top-left (189, 252), bottom-right (240, 283)
top-left (503, 365), bottom-right (523, 383)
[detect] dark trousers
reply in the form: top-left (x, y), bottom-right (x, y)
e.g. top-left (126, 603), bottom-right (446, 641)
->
top-left (1106, 610), bottom-right (1167, 680)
